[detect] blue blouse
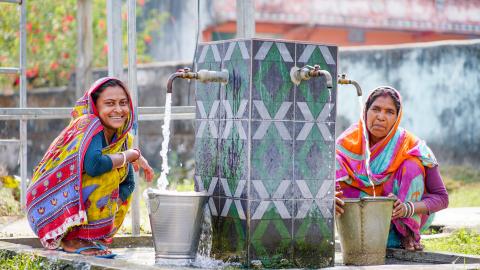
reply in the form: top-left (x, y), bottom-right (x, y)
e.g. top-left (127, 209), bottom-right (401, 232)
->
top-left (83, 131), bottom-right (135, 202)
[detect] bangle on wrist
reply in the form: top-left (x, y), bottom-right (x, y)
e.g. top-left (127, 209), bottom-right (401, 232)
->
top-left (120, 151), bottom-right (127, 167)
top-left (132, 148), bottom-right (141, 161)
top-left (408, 201), bottom-right (415, 217)
top-left (403, 202), bottom-right (410, 218)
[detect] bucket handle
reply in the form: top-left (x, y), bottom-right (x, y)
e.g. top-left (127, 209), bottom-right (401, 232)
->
top-left (150, 197), bottom-right (161, 214)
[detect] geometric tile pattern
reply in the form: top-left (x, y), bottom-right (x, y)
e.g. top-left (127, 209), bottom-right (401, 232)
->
top-left (194, 38), bottom-right (337, 268)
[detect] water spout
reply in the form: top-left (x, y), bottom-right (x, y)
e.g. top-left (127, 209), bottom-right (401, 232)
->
top-left (166, 67), bottom-right (229, 93)
top-left (290, 64), bottom-right (333, 88)
top-left (337, 73), bottom-right (362, 96)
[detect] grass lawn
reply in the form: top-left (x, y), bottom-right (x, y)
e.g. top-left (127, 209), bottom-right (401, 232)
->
top-left (423, 229), bottom-right (480, 255)
top-left (422, 165), bottom-right (480, 255)
top-left (440, 165), bottom-right (480, 207)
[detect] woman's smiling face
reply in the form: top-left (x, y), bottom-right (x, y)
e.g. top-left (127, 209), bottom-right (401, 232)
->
top-left (366, 95), bottom-right (398, 145)
top-left (95, 85), bottom-right (130, 133)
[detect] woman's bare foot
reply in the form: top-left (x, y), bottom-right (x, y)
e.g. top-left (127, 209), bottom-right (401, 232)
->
top-left (401, 235), bottom-right (415, 251)
top-left (61, 239), bottom-right (111, 256)
top-left (96, 237), bottom-right (113, 246)
top-left (414, 241), bottom-right (424, 251)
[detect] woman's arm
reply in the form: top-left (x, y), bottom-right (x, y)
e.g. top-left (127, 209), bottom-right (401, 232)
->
top-left (118, 163), bottom-right (135, 202)
top-left (421, 166), bottom-right (449, 214)
top-left (107, 149), bottom-right (140, 169)
top-left (84, 133), bottom-right (140, 176)
top-left (392, 166), bottom-right (449, 218)
top-left (84, 134), bottom-right (113, 176)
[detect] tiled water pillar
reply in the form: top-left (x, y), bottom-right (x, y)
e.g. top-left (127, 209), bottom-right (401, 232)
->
top-left (194, 38), bottom-right (337, 268)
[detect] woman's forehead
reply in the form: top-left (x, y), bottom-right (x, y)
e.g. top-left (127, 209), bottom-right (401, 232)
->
top-left (98, 86), bottom-right (128, 99)
top-left (371, 95), bottom-right (396, 108)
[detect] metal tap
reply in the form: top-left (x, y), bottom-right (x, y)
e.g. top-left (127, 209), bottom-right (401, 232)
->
top-left (166, 67), bottom-right (229, 93)
top-left (290, 64), bottom-right (333, 88)
top-left (337, 74), bottom-right (362, 96)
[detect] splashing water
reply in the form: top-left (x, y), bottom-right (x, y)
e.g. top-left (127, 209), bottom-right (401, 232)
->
top-left (358, 96), bottom-right (376, 197)
top-left (190, 205), bottom-right (230, 268)
top-left (157, 93), bottom-right (172, 191)
top-left (197, 204), bottom-right (212, 258)
top-left (152, 204), bottom-right (228, 268)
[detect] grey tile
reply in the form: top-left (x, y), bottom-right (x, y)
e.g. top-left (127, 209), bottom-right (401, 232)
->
top-left (293, 138), bottom-right (335, 180)
top-left (193, 137), bottom-right (218, 177)
top-left (249, 199), bottom-right (295, 221)
top-left (252, 60), bottom-right (295, 104)
top-left (249, 179), bottom-right (295, 200)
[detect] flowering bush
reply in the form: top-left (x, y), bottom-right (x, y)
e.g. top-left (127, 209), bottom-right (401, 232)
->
top-left (0, 0), bottom-right (167, 91)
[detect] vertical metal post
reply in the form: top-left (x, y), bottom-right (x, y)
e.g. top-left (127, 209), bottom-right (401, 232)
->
top-left (19, 0), bottom-right (28, 208)
top-left (76, 0), bottom-right (93, 98)
top-left (236, 0), bottom-right (255, 38)
top-left (127, 0), bottom-right (141, 236)
top-left (107, 0), bottom-right (123, 78)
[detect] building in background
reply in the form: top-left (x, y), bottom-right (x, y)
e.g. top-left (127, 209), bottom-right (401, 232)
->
top-left (203, 0), bottom-right (480, 46)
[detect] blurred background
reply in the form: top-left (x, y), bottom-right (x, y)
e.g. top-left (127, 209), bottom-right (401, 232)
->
top-left (0, 0), bottom-right (479, 245)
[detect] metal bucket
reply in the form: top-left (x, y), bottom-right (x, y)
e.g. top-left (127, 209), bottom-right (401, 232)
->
top-left (146, 190), bottom-right (209, 259)
top-left (336, 196), bottom-right (395, 265)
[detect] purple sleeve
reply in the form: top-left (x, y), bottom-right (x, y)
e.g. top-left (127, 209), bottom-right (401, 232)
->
top-left (422, 166), bottom-right (449, 214)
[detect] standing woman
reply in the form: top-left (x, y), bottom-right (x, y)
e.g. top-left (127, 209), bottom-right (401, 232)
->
top-left (26, 77), bottom-right (154, 257)
top-left (335, 86), bottom-right (448, 251)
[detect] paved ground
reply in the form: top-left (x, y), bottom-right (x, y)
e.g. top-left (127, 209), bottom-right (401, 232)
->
top-left (431, 207), bottom-right (480, 232)
top-left (1, 208), bottom-right (480, 269)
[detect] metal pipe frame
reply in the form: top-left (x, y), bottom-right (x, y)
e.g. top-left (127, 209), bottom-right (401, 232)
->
top-left (127, 0), bottom-right (141, 236)
top-left (0, 106), bottom-right (196, 120)
top-left (0, 0), bottom-right (198, 237)
top-left (0, 67), bottom-right (20, 74)
top-left (19, 0), bottom-right (27, 208)
top-left (0, 0), bottom-right (22, 4)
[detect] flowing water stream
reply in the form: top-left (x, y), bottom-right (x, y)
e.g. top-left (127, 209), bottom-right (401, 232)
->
top-left (143, 92), bottom-right (226, 268)
top-left (157, 93), bottom-right (172, 191)
top-left (358, 96), bottom-right (376, 197)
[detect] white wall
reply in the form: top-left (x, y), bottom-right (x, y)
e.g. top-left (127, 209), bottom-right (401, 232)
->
top-left (337, 39), bottom-right (480, 164)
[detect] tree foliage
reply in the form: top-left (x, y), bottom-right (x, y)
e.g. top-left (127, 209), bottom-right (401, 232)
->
top-left (0, 0), bottom-right (167, 91)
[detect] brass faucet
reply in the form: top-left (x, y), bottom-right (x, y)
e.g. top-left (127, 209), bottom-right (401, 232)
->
top-left (337, 74), bottom-right (362, 96)
top-left (167, 67), bottom-right (229, 93)
top-left (290, 64), bottom-right (333, 88)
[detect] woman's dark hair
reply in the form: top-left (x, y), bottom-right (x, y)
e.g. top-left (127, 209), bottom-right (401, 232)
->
top-left (91, 79), bottom-right (129, 105)
top-left (365, 86), bottom-right (401, 114)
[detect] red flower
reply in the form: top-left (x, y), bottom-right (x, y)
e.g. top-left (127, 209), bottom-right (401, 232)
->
top-left (13, 76), bottom-right (20, 86)
top-left (62, 52), bottom-right (70, 59)
top-left (137, 0), bottom-right (145, 6)
top-left (50, 61), bottom-right (59, 70)
top-left (26, 66), bottom-right (39, 79)
top-left (63, 15), bottom-right (75, 23)
top-left (26, 23), bottom-right (32, 32)
top-left (143, 34), bottom-right (152, 44)
top-left (103, 43), bottom-right (108, 54)
top-left (44, 34), bottom-right (55, 42)
top-left (98, 19), bottom-right (105, 30)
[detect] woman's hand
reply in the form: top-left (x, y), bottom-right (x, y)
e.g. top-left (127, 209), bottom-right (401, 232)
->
top-left (335, 191), bottom-right (345, 216)
top-left (132, 155), bottom-right (154, 182)
top-left (389, 193), bottom-right (406, 219)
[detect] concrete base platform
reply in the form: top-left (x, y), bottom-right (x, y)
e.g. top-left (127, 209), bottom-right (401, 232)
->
top-left (1, 236), bottom-right (480, 269)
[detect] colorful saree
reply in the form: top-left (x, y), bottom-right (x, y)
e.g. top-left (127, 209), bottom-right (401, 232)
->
top-left (335, 87), bottom-right (437, 245)
top-left (26, 77), bottom-right (135, 249)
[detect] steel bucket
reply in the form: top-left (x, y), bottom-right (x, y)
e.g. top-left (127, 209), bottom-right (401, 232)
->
top-left (336, 196), bottom-right (395, 265)
top-left (146, 190), bottom-right (209, 259)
